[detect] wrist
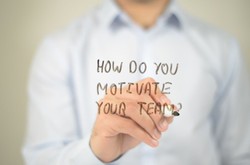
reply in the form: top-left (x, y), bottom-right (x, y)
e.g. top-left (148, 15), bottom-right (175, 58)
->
top-left (89, 135), bottom-right (121, 163)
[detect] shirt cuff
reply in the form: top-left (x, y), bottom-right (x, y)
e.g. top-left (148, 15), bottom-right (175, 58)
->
top-left (58, 133), bottom-right (123, 165)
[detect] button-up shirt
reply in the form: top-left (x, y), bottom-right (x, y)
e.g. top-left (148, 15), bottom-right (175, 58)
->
top-left (22, 0), bottom-right (250, 164)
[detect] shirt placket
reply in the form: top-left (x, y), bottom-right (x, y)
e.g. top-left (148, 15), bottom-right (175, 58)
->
top-left (135, 30), bottom-right (157, 165)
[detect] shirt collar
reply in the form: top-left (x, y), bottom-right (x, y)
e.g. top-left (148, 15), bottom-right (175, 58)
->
top-left (97, 0), bottom-right (186, 30)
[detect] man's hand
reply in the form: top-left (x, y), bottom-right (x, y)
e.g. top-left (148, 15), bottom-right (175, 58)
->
top-left (90, 77), bottom-right (174, 163)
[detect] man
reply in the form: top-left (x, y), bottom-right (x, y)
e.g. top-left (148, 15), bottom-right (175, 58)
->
top-left (23, 0), bottom-right (250, 164)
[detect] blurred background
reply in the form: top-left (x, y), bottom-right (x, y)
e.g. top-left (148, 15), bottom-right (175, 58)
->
top-left (0, 0), bottom-right (249, 164)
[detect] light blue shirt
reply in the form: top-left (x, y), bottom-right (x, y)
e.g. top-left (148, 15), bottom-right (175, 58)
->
top-left (23, 0), bottom-right (250, 164)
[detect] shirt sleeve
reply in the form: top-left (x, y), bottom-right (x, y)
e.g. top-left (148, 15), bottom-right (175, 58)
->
top-left (22, 37), bottom-right (113, 165)
top-left (211, 39), bottom-right (250, 165)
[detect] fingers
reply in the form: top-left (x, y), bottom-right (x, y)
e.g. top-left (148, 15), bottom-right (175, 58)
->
top-left (138, 77), bottom-right (173, 131)
top-left (140, 94), bottom-right (168, 132)
top-left (166, 116), bottom-right (174, 124)
top-left (125, 100), bottom-right (162, 140)
top-left (111, 115), bottom-right (159, 147)
top-left (101, 85), bottom-right (172, 134)
top-left (137, 77), bottom-right (171, 104)
top-left (96, 77), bottom-right (176, 149)
top-left (99, 98), bottom-right (162, 140)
